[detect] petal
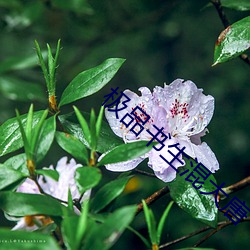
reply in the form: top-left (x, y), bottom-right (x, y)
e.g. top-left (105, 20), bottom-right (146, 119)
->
top-left (148, 139), bottom-right (185, 182)
top-left (153, 79), bottom-right (214, 137)
top-left (12, 218), bottom-right (38, 231)
top-left (105, 156), bottom-right (146, 172)
top-left (16, 178), bottom-right (40, 194)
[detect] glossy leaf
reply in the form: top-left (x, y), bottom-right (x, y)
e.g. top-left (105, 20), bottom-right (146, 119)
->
top-left (0, 111), bottom-right (44, 157)
top-left (0, 164), bottom-right (27, 190)
top-left (75, 167), bottom-right (102, 194)
top-left (56, 131), bottom-right (89, 165)
top-left (91, 176), bottom-right (132, 213)
top-left (59, 112), bottom-right (123, 153)
top-left (59, 58), bottom-right (125, 106)
top-left (83, 205), bottom-right (137, 250)
top-left (36, 169), bottom-right (59, 181)
top-left (97, 141), bottom-right (154, 166)
top-left (4, 153), bottom-right (28, 175)
top-left (168, 159), bottom-right (218, 227)
top-left (36, 116), bottom-right (56, 162)
top-left (0, 76), bottom-right (46, 102)
top-left (213, 16), bottom-right (250, 65)
top-left (0, 192), bottom-right (65, 216)
top-left (0, 228), bottom-right (60, 250)
top-left (221, 0), bottom-right (250, 11)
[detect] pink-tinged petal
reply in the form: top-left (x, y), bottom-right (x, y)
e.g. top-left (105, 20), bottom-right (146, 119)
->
top-left (148, 139), bottom-right (185, 182)
top-left (16, 178), bottom-right (40, 194)
top-left (153, 79), bottom-right (214, 137)
top-left (105, 156), bottom-right (146, 172)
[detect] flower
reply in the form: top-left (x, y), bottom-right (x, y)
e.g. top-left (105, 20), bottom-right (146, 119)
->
top-left (103, 79), bottom-right (219, 182)
top-left (11, 157), bottom-right (90, 231)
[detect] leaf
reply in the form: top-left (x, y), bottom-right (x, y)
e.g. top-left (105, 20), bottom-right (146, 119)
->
top-left (0, 192), bottom-right (65, 216)
top-left (97, 141), bottom-right (154, 166)
top-left (0, 228), bottom-right (60, 250)
top-left (36, 169), bottom-right (59, 181)
top-left (75, 167), bottom-right (102, 194)
top-left (213, 16), bottom-right (250, 65)
top-left (0, 164), bottom-right (27, 190)
top-left (59, 58), bottom-right (125, 106)
top-left (0, 76), bottom-right (46, 102)
top-left (157, 201), bottom-right (174, 244)
top-left (56, 131), bottom-right (89, 165)
top-left (59, 112), bottom-right (123, 153)
top-left (91, 176), bottom-right (132, 213)
top-left (4, 153), bottom-right (28, 175)
top-left (0, 111), bottom-right (44, 157)
top-left (168, 159), bottom-right (218, 227)
top-left (83, 205), bottom-right (137, 250)
top-left (221, 0), bottom-right (250, 11)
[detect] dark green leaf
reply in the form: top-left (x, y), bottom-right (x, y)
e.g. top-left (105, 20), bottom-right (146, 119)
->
top-left (56, 131), bottom-right (89, 165)
top-left (75, 167), bottom-right (102, 194)
top-left (97, 141), bottom-right (154, 166)
top-left (0, 111), bottom-right (44, 157)
top-left (91, 176), bottom-right (131, 213)
top-left (59, 58), bottom-right (125, 106)
top-left (0, 192), bottom-right (65, 216)
top-left (213, 16), bottom-right (250, 65)
top-left (221, 0), bottom-right (250, 11)
top-left (83, 205), bottom-right (137, 250)
top-left (0, 164), bottom-right (27, 190)
top-left (168, 159), bottom-right (218, 227)
top-left (4, 154), bottom-right (28, 175)
top-left (0, 228), bottom-right (60, 250)
top-left (0, 77), bottom-right (46, 102)
top-left (36, 169), bottom-right (59, 181)
top-left (36, 113), bottom-right (54, 162)
top-left (52, 0), bottom-right (93, 14)
top-left (59, 112), bottom-right (123, 153)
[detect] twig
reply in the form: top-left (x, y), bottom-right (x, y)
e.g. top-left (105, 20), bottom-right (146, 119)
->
top-left (220, 176), bottom-right (250, 199)
top-left (136, 186), bottom-right (170, 215)
top-left (134, 169), bottom-right (157, 178)
top-left (193, 217), bottom-right (250, 247)
top-left (211, 0), bottom-right (250, 66)
top-left (159, 217), bottom-right (250, 249)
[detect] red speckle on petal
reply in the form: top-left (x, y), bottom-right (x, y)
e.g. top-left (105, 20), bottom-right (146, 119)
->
top-left (170, 99), bottom-right (190, 121)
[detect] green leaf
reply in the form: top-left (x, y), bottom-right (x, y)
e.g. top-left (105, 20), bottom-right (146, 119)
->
top-left (168, 159), bottom-right (218, 227)
top-left (157, 200), bottom-right (174, 244)
top-left (0, 164), bottom-right (27, 190)
top-left (52, 0), bottom-right (93, 14)
top-left (90, 108), bottom-right (97, 150)
top-left (97, 141), bottom-right (155, 166)
top-left (0, 111), bottom-right (44, 157)
top-left (73, 106), bottom-right (91, 147)
top-left (59, 58), bottom-right (125, 106)
top-left (91, 176), bottom-right (132, 213)
top-left (0, 192), bottom-right (65, 216)
top-left (36, 169), bottom-right (59, 181)
top-left (56, 131), bottom-right (89, 165)
top-left (96, 106), bottom-right (104, 140)
top-left (36, 116), bottom-right (56, 162)
top-left (0, 76), bottom-right (46, 102)
top-left (75, 167), bottom-right (102, 194)
top-left (221, 0), bottom-right (250, 11)
top-left (0, 228), bottom-right (60, 250)
top-left (59, 112), bottom-right (123, 153)
top-left (83, 205), bottom-right (137, 250)
top-left (4, 154), bottom-right (28, 175)
top-left (213, 16), bottom-right (250, 65)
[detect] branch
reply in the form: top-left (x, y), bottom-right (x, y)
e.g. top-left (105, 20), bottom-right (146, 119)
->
top-left (159, 217), bottom-right (250, 249)
top-left (136, 186), bottom-right (170, 215)
top-left (220, 175), bottom-right (250, 199)
top-left (211, 0), bottom-right (250, 66)
top-left (193, 217), bottom-right (250, 247)
top-left (134, 169), bottom-right (157, 178)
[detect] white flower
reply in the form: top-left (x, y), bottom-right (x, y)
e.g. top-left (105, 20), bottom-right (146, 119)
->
top-left (103, 79), bottom-right (219, 182)
top-left (12, 157), bottom-right (90, 231)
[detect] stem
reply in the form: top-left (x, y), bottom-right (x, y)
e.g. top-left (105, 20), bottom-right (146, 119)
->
top-left (210, 0), bottom-right (250, 66)
top-left (136, 186), bottom-right (170, 215)
top-left (134, 169), bottom-right (156, 178)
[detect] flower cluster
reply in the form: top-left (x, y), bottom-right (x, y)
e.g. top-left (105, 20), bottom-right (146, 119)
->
top-left (103, 79), bottom-right (219, 182)
top-left (11, 157), bottom-right (89, 231)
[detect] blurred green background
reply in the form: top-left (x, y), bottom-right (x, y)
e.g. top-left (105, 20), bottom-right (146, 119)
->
top-left (0, 0), bottom-right (249, 249)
